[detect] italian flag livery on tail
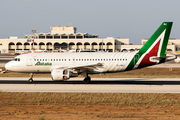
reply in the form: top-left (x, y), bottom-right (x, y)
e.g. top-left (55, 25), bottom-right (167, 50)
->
top-left (126, 22), bottom-right (173, 70)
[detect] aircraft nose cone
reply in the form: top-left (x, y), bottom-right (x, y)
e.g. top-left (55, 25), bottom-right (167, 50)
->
top-left (5, 62), bottom-right (10, 71)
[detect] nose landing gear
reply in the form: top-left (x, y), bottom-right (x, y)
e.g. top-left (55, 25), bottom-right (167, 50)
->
top-left (29, 73), bottom-right (34, 83)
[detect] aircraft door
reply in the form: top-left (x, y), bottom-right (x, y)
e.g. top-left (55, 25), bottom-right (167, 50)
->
top-left (26, 55), bottom-right (33, 66)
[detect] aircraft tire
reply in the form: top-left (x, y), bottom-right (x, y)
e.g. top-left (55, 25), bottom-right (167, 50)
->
top-left (29, 78), bottom-right (33, 83)
top-left (83, 77), bottom-right (91, 84)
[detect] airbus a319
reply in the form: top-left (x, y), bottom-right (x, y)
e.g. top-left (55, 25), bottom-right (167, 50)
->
top-left (5, 22), bottom-right (176, 83)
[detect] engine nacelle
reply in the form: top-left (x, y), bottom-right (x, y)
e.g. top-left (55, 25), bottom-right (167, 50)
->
top-left (51, 69), bottom-right (71, 81)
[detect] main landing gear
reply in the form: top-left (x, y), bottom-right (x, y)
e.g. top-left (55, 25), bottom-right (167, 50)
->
top-left (29, 73), bottom-right (33, 83)
top-left (83, 76), bottom-right (91, 84)
top-left (81, 72), bottom-right (91, 84)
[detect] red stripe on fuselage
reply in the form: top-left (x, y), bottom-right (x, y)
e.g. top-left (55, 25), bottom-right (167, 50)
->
top-left (138, 39), bottom-right (161, 68)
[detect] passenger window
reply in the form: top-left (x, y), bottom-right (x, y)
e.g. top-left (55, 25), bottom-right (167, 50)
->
top-left (73, 59), bottom-right (75, 61)
top-left (56, 59), bottom-right (58, 61)
top-left (69, 59), bottom-right (70, 61)
top-left (87, 59), bottom-right (89, 61)
top-left (42, 59), bottom-right (44, 61)
top-left (34, 59), bottom-right (36, 61)
top-left (37, 59), bottom-right (39, 61)
top-left (65, 59), bottom-right (66, 61)
top-left (106, 59), bottom-right (108, 61)
top-left (76, 59), bottom-right (78, 61)
top-left (115, 59), bottom-right (116, 61)
top-left (109, 59), bottom-right (111, 61)
top-left (84, 59), bottom-right (86, 61)
top-left (40, 59), bottom-right (41, 61)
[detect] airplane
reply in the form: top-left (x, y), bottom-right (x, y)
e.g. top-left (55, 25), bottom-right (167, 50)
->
top-left (5, 22), bottom-right (176, 84)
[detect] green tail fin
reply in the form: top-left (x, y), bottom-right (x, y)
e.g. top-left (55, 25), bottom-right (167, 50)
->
top-left (126, 22), bottom-right (173, 70)
top-left (139, 22), bottom-right (173, 57)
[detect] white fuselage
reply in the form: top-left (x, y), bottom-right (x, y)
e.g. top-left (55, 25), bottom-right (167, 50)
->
top-left (5, 52), bottom-right (137, 73)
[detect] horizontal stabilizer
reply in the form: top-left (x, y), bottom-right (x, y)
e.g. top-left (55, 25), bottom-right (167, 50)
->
top-left (150, 54), bottom-right (176, 63)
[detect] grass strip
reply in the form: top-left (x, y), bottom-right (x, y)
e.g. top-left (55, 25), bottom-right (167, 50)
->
top-left (1, 92), bottom-right (180, 107)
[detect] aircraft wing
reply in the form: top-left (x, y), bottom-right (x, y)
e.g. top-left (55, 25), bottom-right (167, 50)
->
top-left (56, 62), bottom-right (103, 72)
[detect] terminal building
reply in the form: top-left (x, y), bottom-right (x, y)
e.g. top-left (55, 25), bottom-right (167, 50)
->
top-left (0, 26), bottom-right (129, 53)
top-left (120, 39), bottom-right (177, 54)
top-left (0, 26), bottom-right (179, 54)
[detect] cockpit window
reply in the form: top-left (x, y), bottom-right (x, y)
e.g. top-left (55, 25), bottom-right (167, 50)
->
top-left (12, 58), bottom-right (20, 61)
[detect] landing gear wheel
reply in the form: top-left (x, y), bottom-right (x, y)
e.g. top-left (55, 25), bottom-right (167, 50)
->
top-left (29, 73), bottom-right (34, 83)
top-left (29, 78), bottom-right (33, 83)
top-left (83, 77), bottom-right (91, 84)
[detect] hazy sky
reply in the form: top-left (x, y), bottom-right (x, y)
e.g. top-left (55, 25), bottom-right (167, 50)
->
top-left (0, 0), bottom-right (180, 44)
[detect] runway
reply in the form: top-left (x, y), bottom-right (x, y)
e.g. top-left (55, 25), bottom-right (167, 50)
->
top-left (1, 77), bottom-right (180, 93)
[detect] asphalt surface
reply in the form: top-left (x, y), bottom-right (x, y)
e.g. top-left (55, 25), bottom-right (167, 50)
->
top-left (1, 78), bottom-right (180, 93)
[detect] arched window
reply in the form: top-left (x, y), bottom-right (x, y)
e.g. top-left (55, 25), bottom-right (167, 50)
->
top-left (69, 42), bottom-right (75, 45)
top-left (16, 42), bottom-right (22, 50)
top-left (16, 42), bottom-right (22, 45)
top-left (8, 42), bottom-right (15, 50)
top-left (84, 42), bottom-right (90, 45)
top-left (122, 49), bottom-right (127, 52)
top-left (24, 42), bottom-right (30, 50)
top-left (31, 42), bottom-right (37, 45)
top-left (54, 42), bottom-right (61, 50)
top-left (99, 42), bottom-right (105, 45)
top-left (84, 42), bottom-right (90, 49)
top-left (39, 42), bottom-right (45, 50)
top-left (46, 42), bottom-right (52, 50)
top-left (61, 42), bottom-right (68, 50)
top-left (92, 42), bottom-right (97, 45)
top-left (77, 42), bottom-right (82, 45)
top-left (107, 42), bottom-right (113, 45)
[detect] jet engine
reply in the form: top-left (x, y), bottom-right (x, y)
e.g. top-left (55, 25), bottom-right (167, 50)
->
top-left (51, 69), bottom-right (77, 81)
